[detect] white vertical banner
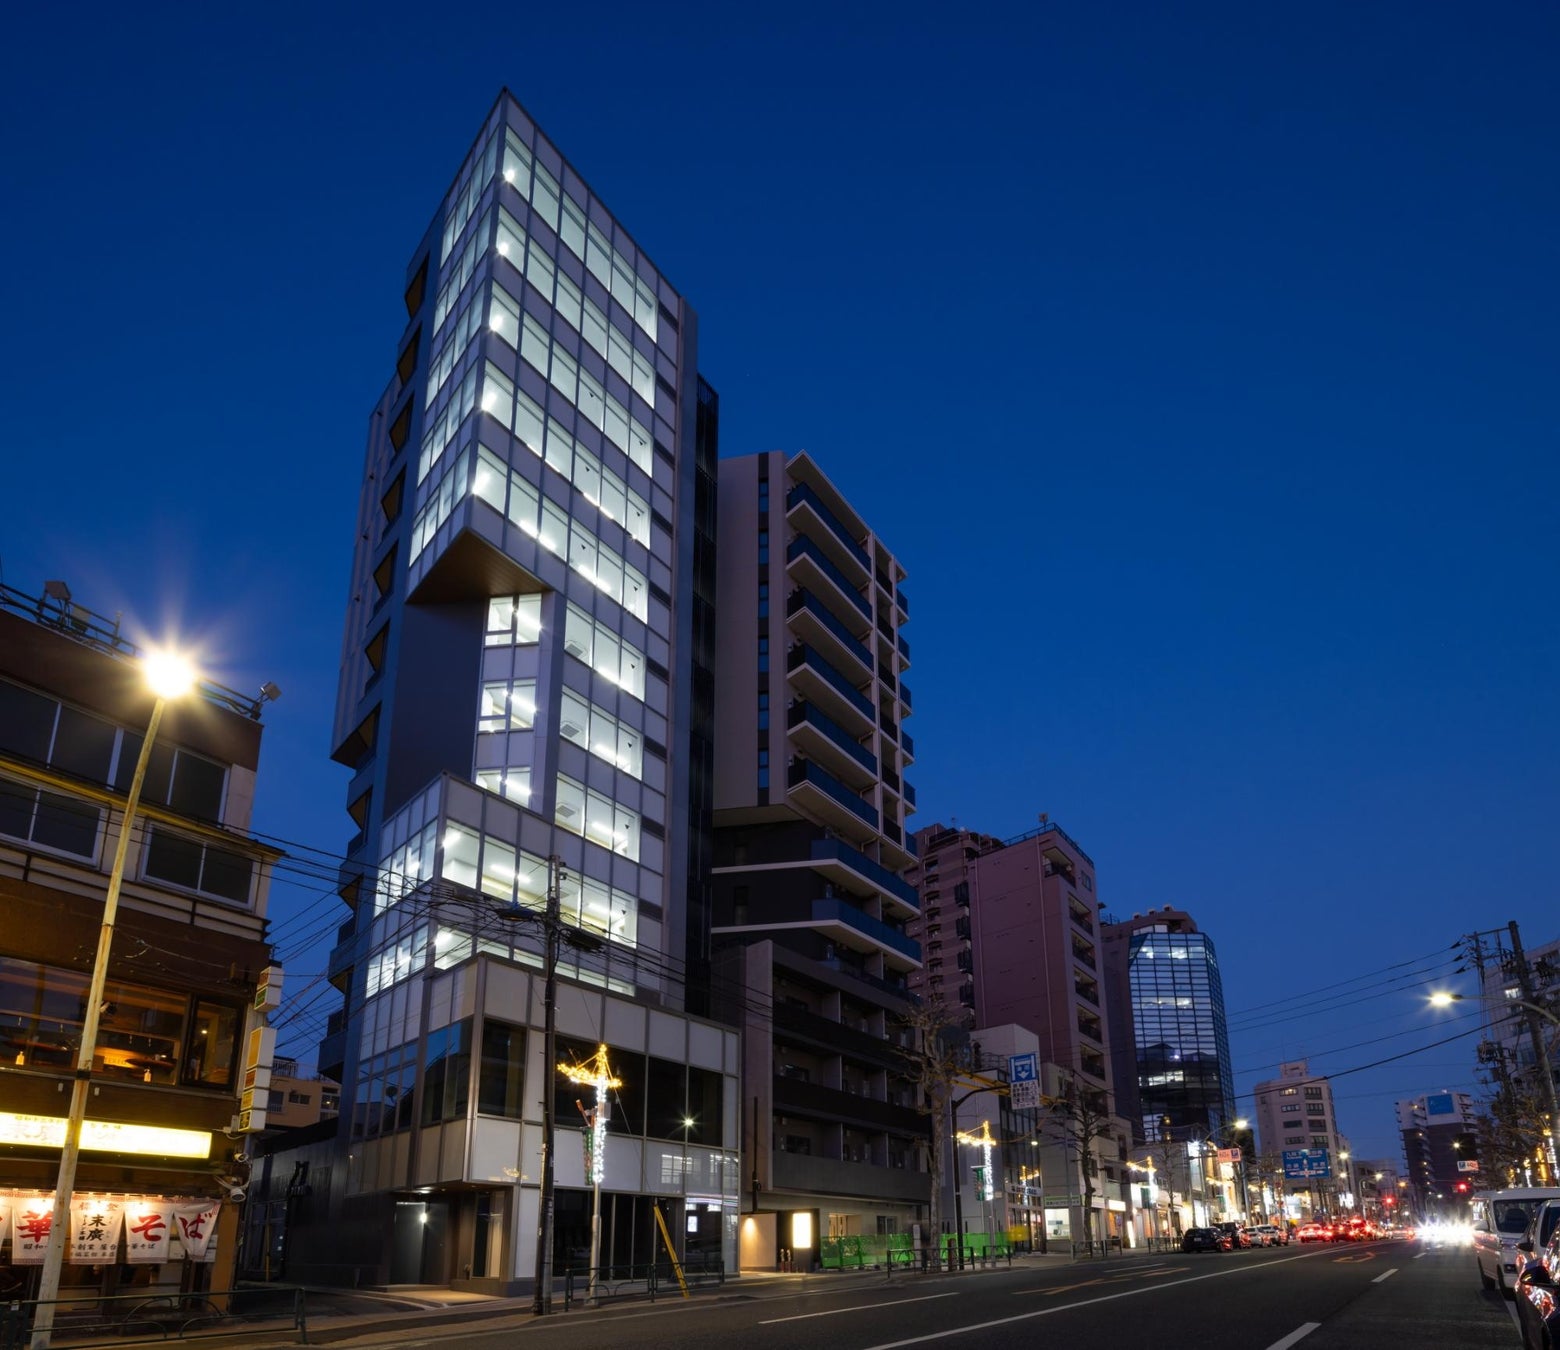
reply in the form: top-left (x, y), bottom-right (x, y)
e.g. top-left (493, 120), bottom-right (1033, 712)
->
top-left (173, 1202), bottom-right (221, 1261)
top-left (13, 1194), bottom-right (55, 1264)
top-left (0, 1194), bottom-right (10, 1251)
top-left (124, 1199), bottom-right (174, 1263)
top-left (69, 1197), bottom-right (124, 1264)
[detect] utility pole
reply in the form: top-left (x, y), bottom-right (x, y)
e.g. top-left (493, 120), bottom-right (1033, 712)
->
top-left (530, 856), bottom-right (563, 1315)
top-left (1508, 921), bottom-right (1560, 1174)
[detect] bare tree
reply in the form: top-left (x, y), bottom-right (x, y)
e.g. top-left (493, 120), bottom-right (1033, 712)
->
top-left (1040, 1075), bottom-right (1117, 1250)
top-left (895, 998), bottom-right (967, 1268)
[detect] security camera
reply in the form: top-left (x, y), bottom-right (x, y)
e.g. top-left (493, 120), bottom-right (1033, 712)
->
top-left (234, 1152), bottom-right (251, 1165)
top-left (227, 1185), bottom-right (247, 1203)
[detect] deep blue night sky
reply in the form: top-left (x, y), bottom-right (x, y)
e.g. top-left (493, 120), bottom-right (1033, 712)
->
top-left (3, 1), bottom-right (1555, 1162)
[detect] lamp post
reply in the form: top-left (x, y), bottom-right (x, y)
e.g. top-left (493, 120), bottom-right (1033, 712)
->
top-left (561, 1044), bottom-right (620, 1309)
top-left (955, 1120), bottom-right (997, 1262)
top-left (1431, 989), bottom-right (1560, 1173)
top-left (31, 651), bottom-right (195, 1350)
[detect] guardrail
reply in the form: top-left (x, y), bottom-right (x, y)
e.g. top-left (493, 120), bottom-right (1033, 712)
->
top-left (560, 1256), bottom-right (724, 1309)
top-left (0, 1287), bottom-right (308, 1349)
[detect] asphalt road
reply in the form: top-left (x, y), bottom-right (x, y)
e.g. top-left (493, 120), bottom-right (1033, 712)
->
top-left (346, 1241), bottom-right (1520, 1350)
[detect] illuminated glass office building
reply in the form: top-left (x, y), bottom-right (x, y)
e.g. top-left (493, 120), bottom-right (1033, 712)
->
top-left (1102, 907), bottom-right (1235, 1142)
top-left (282, 90), bottom-right (737, 1291)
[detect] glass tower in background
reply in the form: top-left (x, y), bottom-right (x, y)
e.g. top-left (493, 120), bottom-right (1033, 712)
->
top-left (1104, 907), bottom-right (1235, 1140)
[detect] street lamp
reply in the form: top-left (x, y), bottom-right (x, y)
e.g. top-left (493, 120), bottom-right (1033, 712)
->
top-left (1431, 990), bottom-right (1560, 1171)
top-left (561, 1044), bottom-right (620, 1310)
top-left (955, 1120), bottom-right (997, 1262)
top-left (31, 650), bottom-right (195, 1350)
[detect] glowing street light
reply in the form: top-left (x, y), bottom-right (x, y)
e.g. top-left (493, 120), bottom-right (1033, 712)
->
top-left (956, 1120), bottom-right (997, 1259)
top-left (1430, 990), bottom-right (1560, 1167)
top-left (562, 1045), bottom-right (620, 1309)
top-left (31, 649), bottom-right (196, 1350)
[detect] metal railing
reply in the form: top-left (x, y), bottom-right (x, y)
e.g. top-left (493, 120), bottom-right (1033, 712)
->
top-left (560, 1256), bottom-right (724, 1308)
top-left (0, 1287), bottom-right (308, 1349)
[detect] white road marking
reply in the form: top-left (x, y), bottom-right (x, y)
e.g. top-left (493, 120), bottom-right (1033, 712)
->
top-left (1265, 1325), bottom-right (1321, 1350)
top-left (859, 1251), bottom-right (1321, 1349)
top-left (1372, 1268), bottom-right (1398, 1283)
top-left (759, 1293), bottom-right (956, 1324)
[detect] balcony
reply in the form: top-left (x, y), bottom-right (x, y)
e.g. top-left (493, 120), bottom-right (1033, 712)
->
top-left (903, 781), bottom-right (917, 809)
top-left (902, 730), bottom-right (914, 757)
top-left (787, 644), bottom-right (874, 731)
top-left (788, 759), bottom-right (877, 839)
top-left (900, 681), bottom-right (913, 710)
top-left (786, 482), bottom-right (871, 579)
top-left (788, 701), bottom-right (877, 789)
top-left (809, 837), bottom-right (919, 916)
top-left (813, 896), bottom-right (920, 968)
top-left (786, 588), bottom-right (871, 672)
top-left (896, 588), bottom-right (910, 619)
top-left (327, 938), bottom-right (356, 991)
top-left (896, 632), bottom-right (910, 663)
top-left (786, 536), bottom-right (871, 629)
top-left (1072, 941), bottom-right (1097, 971)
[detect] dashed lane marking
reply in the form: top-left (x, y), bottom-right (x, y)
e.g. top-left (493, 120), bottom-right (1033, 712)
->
top-left (1372, 1268), bottom-right (1398, 1284)
top-left (1264, 1324), bottom-right (1321, 1350)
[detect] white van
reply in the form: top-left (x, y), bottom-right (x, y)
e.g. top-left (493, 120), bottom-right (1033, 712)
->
top-left (1472, 1187), bottom-right (1560, 1295)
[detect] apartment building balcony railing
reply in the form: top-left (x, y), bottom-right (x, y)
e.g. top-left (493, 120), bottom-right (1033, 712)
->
top-left (810, 837), bottom-right (920, 914)
top-left (787, 644), bottom-right (875, 728)
top-left (788, 700), bottom-right (878, 787)
top-left (903, 781), bottom-right (917, 808)
top-left (901, 730), bottom-right (914, 757)
top-left (814, 896), bottom-right (920, 966)
top-left (787, 759), bottom-right (878, 836)
top-left (896, 589), bottom-right (910, 619)
top-left (786, 482), bottom-right (872, 576)
top-left (786, 535), bottom-right (871, 625)
top-left (900, 681), bottom-right (913, 709)
top-left (1072, 941), bottom-right (1097, 970)
top-left (897, 632), bottom-right (910, 662)
top-left (1004, 819), bottom-right (1096, 868)
top-left (786, 588), bottom-right (872, 671)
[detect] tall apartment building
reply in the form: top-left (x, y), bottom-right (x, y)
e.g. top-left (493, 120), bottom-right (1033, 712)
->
top-left (1253, 1060), bottom-right (1352, 1220)
top-left (1101, 906), bottom-right (1235, 1144)
top-left (0, 580), bottom-right (280, 1295)
top-left (297, 91), bottom-right (738, 1291)
top-left (904, 823), bottom-right (1002, 1018)
top-left (1396, 1090), bottom-right (1478, 1216)
top-left (710, 451), bottom-right (921, 1267)
top-left (908, 819), bottom-right (1135, 1244)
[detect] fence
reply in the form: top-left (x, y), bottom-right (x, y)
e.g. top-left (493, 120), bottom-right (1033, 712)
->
top-left (818, 1235), bottom-right (1013, 1271)
top-left (0, 1287), bottom-right (308, 1349)
top-left (560, 1254), bottom-right (724, 1309)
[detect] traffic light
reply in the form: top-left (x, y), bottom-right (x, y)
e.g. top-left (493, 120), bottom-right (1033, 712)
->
top-left (1455, 1181), bottom-right (1470, 1194)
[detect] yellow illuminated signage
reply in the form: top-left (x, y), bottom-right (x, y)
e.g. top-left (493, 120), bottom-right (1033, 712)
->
top-left (0, 1112), bottom-right (212, 1159)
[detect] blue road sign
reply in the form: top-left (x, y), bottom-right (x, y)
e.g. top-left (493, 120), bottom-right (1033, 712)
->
top-left (1283, 1148), bottom-right (1332, 1180)
top-left (1009, 1052), bottom-right (1038, 1083)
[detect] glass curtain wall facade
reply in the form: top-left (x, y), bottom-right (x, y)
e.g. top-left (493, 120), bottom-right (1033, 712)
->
top-left (1122, 916), bottom-right (1235, 1141)
top-left (301, 90), bottom-right (737, 1293)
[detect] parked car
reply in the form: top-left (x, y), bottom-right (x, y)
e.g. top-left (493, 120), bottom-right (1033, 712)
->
top-left (1217, 1222), bottom-right (1252, 1249)
top-left (1474, 1188), bottom-right (1560, 1297)
top-left (1249, 1224), bottom-right (1288, 1247)
top-left (1514, 1209), bottom-right (1560, 1350)
top-left (1182, 1227), bottom-right (1230, 1253)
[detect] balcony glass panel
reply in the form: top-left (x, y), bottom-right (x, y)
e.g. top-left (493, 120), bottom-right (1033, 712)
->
top-left (786, 536), bottom-right (870, 618)
top-left (786, 483), bottom-right (870, 571)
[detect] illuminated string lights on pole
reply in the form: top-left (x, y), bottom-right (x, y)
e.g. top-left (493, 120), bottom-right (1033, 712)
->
top-left (956, 1120), bottom-right (997, 1255)
top-left (561, 1044), bottom-right (620, 1309)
